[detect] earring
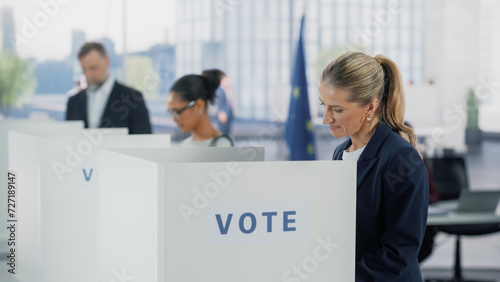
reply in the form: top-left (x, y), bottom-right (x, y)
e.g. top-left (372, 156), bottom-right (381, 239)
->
top-left (198, 110), bottom-right (203, 115)
top-left (366, 117), bottom-right (372, 123)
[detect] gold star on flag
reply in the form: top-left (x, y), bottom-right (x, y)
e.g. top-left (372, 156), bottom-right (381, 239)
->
top-left (306, 120), bottom-right (313, 132)
top-left (293, 87), bottom-right (300, 98)
top-left (307, 143), bottom-right (315, 155)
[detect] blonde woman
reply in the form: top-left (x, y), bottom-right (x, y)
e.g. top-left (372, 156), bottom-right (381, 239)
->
top-left (319, 52), bottom-right (428, 281)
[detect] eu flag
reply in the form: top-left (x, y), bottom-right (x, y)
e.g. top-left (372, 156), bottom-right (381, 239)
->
top-left (285, 15), bottom-right (316, 160)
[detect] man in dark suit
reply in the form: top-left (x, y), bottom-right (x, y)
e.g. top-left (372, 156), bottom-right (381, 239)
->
top-left (66, 42), bottom-right (152, 134)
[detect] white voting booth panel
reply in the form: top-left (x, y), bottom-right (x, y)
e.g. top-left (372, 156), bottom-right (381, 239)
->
top-left (99, 150), bottom-right (355, 282)
top-left (99, 147), bottom-right (265, 282)
top-left (0, 120), bottom-right (84, 255)
top-left (7, 128), bottom-right (126, 282)
top-left (8, 129), bottom-right (170, 282)
top-left (165, 161), bottom-right (356, 282)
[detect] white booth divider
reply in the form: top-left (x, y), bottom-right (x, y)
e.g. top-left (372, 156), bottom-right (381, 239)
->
top-left (99, 149), bottom-right (356, 281)
top-left (8, 129), bottom-right (170, 282)
top-left (99, 147), bottom-right (265, 282)
top-left (0, 120), bottom-right (84, 255)
top-left (164, 161), bottom-right (355, 282)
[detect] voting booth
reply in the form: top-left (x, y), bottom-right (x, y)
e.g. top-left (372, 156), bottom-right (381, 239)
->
top-left (99, 147), bottom-right (266, 281)
top-left (99, 148), bottom-right (356, 281)
top-left (0, 120), bottom-right (84, 255)
top-left (8, 129), bottom-right (171, 282)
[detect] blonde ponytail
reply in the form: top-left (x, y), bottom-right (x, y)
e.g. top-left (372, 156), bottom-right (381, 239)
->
top-left (375, 54), bottom-right (416, 147)
top-left (320, 52), bottom-right (417, 148)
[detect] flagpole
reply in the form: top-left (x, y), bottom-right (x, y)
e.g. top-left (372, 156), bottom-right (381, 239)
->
top-left (284, 6), bottom-right (316, 161)
top-left (289, 0), bottom-right (294, 65)
top-left (122, 0), bottom-right (127, 82)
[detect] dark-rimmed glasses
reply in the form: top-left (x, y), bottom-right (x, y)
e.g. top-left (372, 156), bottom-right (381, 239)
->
top-left (167, 100), bottom-right (196, 120)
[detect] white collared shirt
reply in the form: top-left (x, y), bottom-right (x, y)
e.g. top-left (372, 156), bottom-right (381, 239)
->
top-left (86, 75), bottom-right (115, 128)
top-left (342, 145), bottom-right (366, 161)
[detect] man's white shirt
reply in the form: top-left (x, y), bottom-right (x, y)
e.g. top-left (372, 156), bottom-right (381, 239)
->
top-left (86, 75), bottom-right (115, 128)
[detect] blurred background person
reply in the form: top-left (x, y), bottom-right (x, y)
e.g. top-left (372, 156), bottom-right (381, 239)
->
top-left (65, 75), bottom-right (87, 98)
top-left (167, 74), bottom-right (233, 147)
top-left (202, 69), bottom-right (233, 136)
top-left (66, 42), bottom-right (152, 134)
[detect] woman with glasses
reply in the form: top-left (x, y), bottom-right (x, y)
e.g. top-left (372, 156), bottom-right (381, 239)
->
top-left (167, 74), bottom-right (233, 147)
top-left (319, 52), bottom-right (428, 281)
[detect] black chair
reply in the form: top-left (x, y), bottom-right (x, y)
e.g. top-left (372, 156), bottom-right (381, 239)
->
top-left (425, 157), bottom-right (467, 201)
top-left (425, 157), bottom-right (500, 282)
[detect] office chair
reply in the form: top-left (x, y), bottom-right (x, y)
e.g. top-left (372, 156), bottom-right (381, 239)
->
top-left (425, 157), bottom-right (500, 282)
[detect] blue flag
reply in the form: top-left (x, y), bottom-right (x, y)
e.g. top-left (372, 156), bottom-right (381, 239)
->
top-left (285, 15), bottom-right (316, 161)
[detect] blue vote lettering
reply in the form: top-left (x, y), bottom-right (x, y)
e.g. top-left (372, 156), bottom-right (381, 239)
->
top-left (215, 214), bottom-right (233, 235)
top-left (215, 211), bottom-right (296, 235)
top-left (83, 168), bottom-right (93, 182)
top-left (262, 212), bottom-right (277, 232)
top-left (283, 211), bottom-right (296, 232)
top-left (239, 213), bottom-right (256, 234)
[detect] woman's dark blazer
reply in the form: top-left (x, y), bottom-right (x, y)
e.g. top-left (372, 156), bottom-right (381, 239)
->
top-left (332, 122), bottom-right (429, 282)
